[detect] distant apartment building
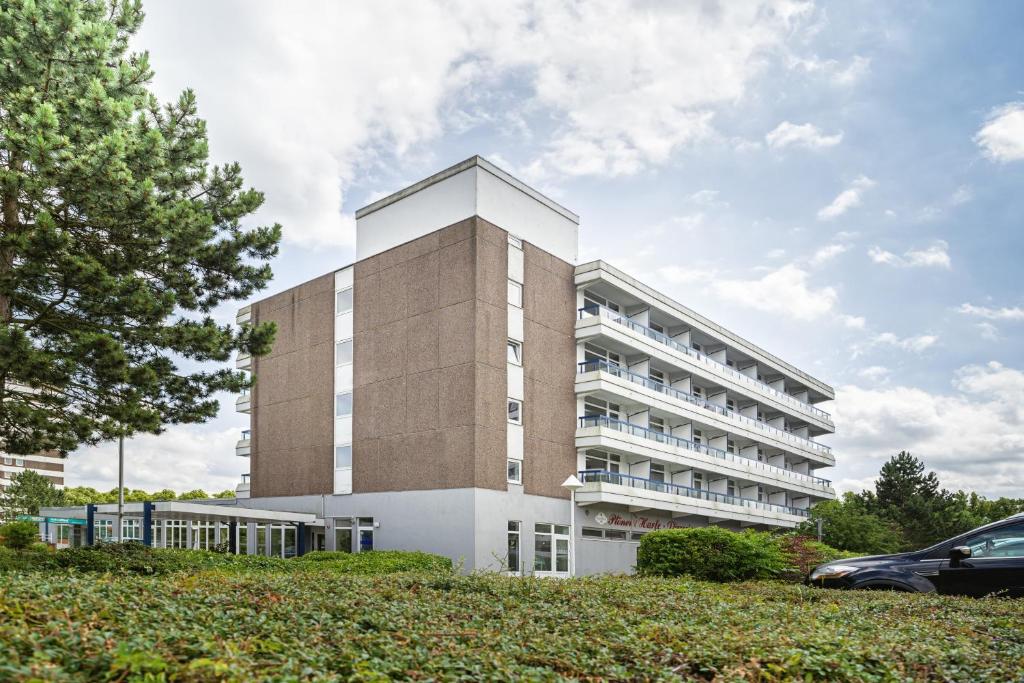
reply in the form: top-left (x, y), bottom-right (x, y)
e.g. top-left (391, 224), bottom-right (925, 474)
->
top-left (0, 451), bottom-right (65, 493)
top-left (218, 156), bottom-right (838, 574)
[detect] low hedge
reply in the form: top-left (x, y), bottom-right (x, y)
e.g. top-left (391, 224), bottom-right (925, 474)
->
top-left (637, 527), bottom-right (790, 581)
top-left (297, 549), bottom-right (453, 573)
top-left (0, 542), bottom-right (453, 576)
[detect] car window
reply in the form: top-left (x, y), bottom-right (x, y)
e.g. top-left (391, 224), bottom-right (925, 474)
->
top-left (966, 522), bottom-right (1024, 558)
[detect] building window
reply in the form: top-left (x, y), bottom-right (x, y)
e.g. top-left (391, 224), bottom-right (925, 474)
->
top-left (507, 459), bottom-right (522, 484)
top-left (727, 440), bottom-right (736, 454)
top-left (358, 518), bottom-right (374, 552)
top-left (334, 520), bottom-right (352, 554)
top-left (726, 398), bottom-right (735, 411)
top-left (335, 445), bottom-right (352, 469)
top-left (649, 321), bottom-right (665, 335)
top-left (583, 291), bottom-right (620, 313)
top-left (691, 342), bottom-right (702, 352)
top-left (507, 280), bottom-right (522, 307)
top-left (757, 485), bottom-right (766, 502)
top-left (648, 416), bottom-right (665, 434)
top-left (507, 339), bottom-right (522, 365)
top-left (692, 429), bottom-right (703, 445)
top-left (649, 462), bottom-right (665, 483)
top-left (15, 458), bottom-right (24, 467)
top-left (534, 523), bottom-right (569, 573)
top-left (692, 386), bottom-right (704, 398)
top-left (507, 234), bottom-right (523, 249)
top-left (584, 397), bottom-right (620, 420)
top-left (335, 339), bottom-right (353, 366)
top-left (692, 472), bottom-right (704, 490)
top-left (649, 367), bottom-right (666, 385)
top-left (335, 288), bottom-right (353, 314)
top-left (584, 449), bottom-right (620, 473)
top-left (507, 399), bottom-right (522, 425)
top-left (582, 527), bottom-right (603, 539)
top-left (583, 342), bottom-right (621, 367)
top-left (727, 479), bottom-right (737, 497)
top-left (507, 521), bottom-right (521, 573)
top-left (335, 391), bottom-right (353, 417)
top-left (121, 519), bottom-right (141, 541)
top-left (94, 519), bottom-right (113, 542)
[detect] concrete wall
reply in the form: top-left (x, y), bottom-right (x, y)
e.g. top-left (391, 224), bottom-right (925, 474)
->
top-left (250, 273), bottom-right (336, 497)
top-left (352, 217), bottom-right (508, 493)
top-left (522, 242), bottom-right (578, 499)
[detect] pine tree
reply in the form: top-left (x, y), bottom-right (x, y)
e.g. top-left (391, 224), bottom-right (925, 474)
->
top-left (0, 0), bottom-right (280, 454)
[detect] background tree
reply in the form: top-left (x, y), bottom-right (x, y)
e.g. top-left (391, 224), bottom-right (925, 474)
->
top-left (62, 485), bottom-right (234, 504)
top-left (799, 493), bottom-right (902, 555)
top-left (0, 469), bottom-right (66, 518)
top-left (0, 0), bottom-right (280, 456)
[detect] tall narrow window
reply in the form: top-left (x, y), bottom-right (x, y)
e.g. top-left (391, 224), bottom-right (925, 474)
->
top-left (335, 288), bottom-right (353, 314)
top-left (507, 459), bottom-right (522, 484)
top-left (507, 521), bottom-right (521, 573)
top-left (335, 340), bottom-right (353, 366)
top-left (507, 339), bottom-right (522, 365)
top-left (649, 462), bottom-right (665, 483)
top-left (692, 472), bottom-right (704, 490)
top-left (507, 280), bottom-right (523, 307)
top-left (727, 479), bottom-right (737, 497)
top-left (507, 398), bottom-right (522, 425)
top-left (335, 391), bottom-right (353, 417)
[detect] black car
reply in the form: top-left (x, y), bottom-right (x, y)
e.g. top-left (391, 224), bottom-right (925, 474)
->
top-left (808, 513), bottom-right (1024, 597)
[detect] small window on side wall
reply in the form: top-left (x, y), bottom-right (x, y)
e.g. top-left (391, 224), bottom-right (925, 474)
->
top-left (335, 340), bottom-right (353, 366)
top-left (507, 398), bottom-right (522, 425)
top-left (335, 445), bottom-right (352, 468)
top-left (507, 280), bottom-right (523, 307)
top-left (507, 339), bottom-right (522, 365)
top-left (335, 288), bottom-right (353, 314)
top-left (507, 459), bottom-right (522, 484)
top-left (335, 392), bottom-right (353, 417)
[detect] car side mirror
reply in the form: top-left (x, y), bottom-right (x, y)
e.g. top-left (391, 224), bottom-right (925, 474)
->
top-left (949, 545), bottom-right (972, 567)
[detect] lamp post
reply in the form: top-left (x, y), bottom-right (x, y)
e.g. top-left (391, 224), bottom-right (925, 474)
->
top-left (560, 474), bottom-right (584, 577)
top-left (116, 434), bottom-right (124, 543)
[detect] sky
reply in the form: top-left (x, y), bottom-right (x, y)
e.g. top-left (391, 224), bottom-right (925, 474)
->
top-left (67, 0), bottom-right (1024, 499)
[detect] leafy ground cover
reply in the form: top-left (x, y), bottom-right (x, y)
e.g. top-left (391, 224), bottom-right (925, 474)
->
top-left (2, 568), bottom-right (1022, 681)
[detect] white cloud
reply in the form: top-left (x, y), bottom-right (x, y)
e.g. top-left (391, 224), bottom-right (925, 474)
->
top-left (789, 54), bottom-right (870, 86)
top-left (67, 421), bottom-right (242, 493)
top-left (712, 263), bottom-right (838, 320)
top-left (656, 265), bottom-right (706, 285)
top-left (858, 365), bottom-right (890, 381)
top-left (809, 243), bottom-right (849, 266)
top-left (871, 332), bottom-right (938, 353)
top-left (136, 1), bottom-right (824, 247)
top-left (957, 302), bottom-right (1024, 320)
top-left (976, 322), bottom-right (1000, 342)
top-left (840, 314), bottom-right (866, 329)
top-left (832, 362), bottom-right (1024, 498)
top-left (765, 121), bottom-right (843, 150)
top-left (817, 175), bottom-right (875, 220)
top-left (868, 240), bottom-right (951, 269)
top-left (975, 102), bottom-right (1024, 162)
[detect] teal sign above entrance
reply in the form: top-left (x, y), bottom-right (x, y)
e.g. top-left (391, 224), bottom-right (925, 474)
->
top-left (17, 514), bottom-right (87, 526)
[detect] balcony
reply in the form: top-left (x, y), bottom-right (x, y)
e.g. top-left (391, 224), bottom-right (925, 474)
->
top-left (235, 473), bottom-right (250, 499)
top-left (236, 430), bottom-right (251, 457)
top-left (236, 389), bottom-right (251, 414)
top-left (577, 470), bottom-right (809, 526)
top-left (577, 415), bottom-right (832, 491)
top-left (577, 305), bottom-right (833, 426)
top-left (578, 360), bottom-right (832, 460)
top-left (236, 306), bottom-right (252, 325)
top-left (235, 352), bottom-right (252, 370)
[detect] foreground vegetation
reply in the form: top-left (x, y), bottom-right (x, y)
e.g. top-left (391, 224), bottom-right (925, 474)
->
top-left (1, 563), bottom-right (1022, 682)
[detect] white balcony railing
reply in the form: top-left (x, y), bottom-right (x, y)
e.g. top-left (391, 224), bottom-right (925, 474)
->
top-left (578, 360), bottom-right (832, 458)
top-left (578, 305), bottom-right (832, 424)
top-left (578, 415), bottom-right (832, 487)
top-left (578, 470), bottom-right (809, 518)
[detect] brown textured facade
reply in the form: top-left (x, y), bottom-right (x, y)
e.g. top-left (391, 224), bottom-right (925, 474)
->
top-left (521, 243), bottom-right (578, 499)
top-left (352, 217), bottom-right (509, 493)
top-left (249, 272), bottom-right (336, 498)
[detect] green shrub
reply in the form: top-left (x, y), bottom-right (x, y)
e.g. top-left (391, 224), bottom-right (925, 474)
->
top-left (0, 520), bottom-right (40, 550)
top-left (0, 546), bottom-right (59, 571)
top-left (53, 542), bottom-right (286, 574)
top-left (636, 527), bottom-right (788, 581)
top-left (298, 550), bottom-right (453, 574)
top-left (777, 533), bottom-right (862, 579)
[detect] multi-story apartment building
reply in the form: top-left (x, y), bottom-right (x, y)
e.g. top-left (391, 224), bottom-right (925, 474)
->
top-left (218, 156), bottom-right (837, 574)
top-left (0, 451), bottom-right (65, 495)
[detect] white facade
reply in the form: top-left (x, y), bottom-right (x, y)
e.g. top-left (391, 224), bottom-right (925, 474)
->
top-left (355, 156), bottom-right (580, 265)
top-left (0, 452), bottom-right (65, 492)
top-left (572, 261), bottom-right (836, 534)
